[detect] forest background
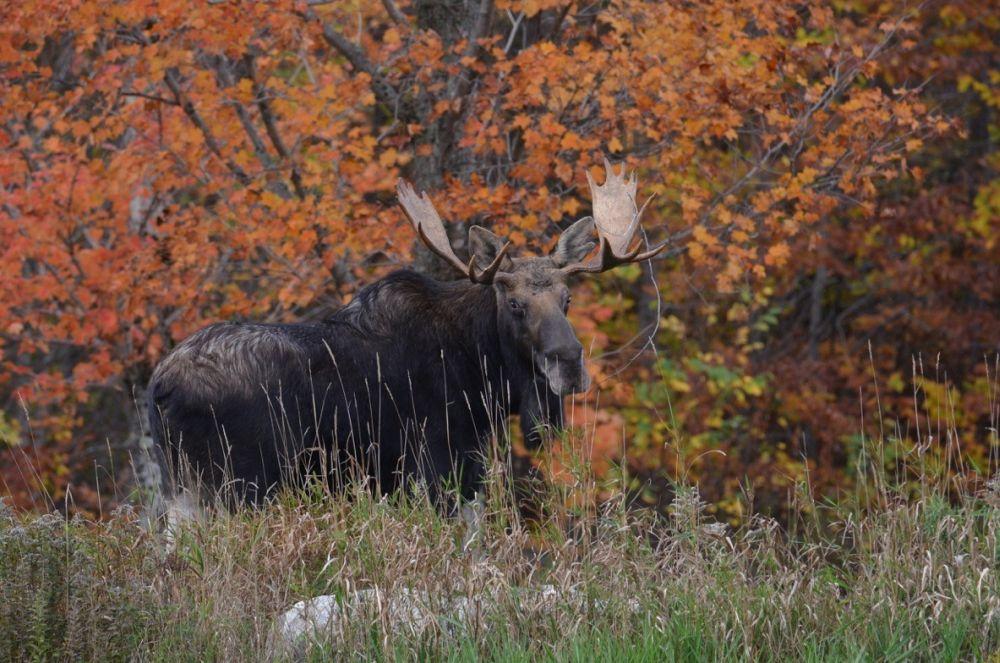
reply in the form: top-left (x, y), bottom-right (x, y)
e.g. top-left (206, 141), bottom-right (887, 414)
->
top-left (0, 0), bottom-right (996, 524)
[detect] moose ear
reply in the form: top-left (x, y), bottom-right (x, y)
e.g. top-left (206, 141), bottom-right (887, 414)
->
top-left (469, 225), bottom-right (513, 270)
top-left (551, 216), bottom-right (596, 267)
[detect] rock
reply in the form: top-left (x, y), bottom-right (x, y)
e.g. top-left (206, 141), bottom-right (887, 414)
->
top-left (272, 587), bottom-right (487, 656)
top-left (276, 593), bottom-right (343, 645)
top-left (272, 583), bottom-right (641, 655)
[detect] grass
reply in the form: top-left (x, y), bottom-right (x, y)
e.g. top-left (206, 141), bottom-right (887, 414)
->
top-left (3, 359), bottom-right (999, 661)
top-left (1, 456), bottom-right (998, 662)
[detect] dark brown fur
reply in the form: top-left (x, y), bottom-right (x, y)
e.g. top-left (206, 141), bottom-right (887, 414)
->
top-left (149, 269), bottom-right (573, 505)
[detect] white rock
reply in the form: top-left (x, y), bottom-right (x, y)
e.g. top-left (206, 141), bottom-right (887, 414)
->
top-left (276, 594), bottom-right (342, 648)
top-left (273, 583), bottom-right (642, 654)
top-left (274, 587), bottom-right (485, 650)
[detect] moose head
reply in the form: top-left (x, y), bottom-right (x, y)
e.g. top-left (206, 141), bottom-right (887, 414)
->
top-left (397, 159), bottom-right (665, 398)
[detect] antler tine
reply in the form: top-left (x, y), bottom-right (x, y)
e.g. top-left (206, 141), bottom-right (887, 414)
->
top-left (561, 160), bottom-right (666, 276)
top-left (399, 179), bottom-right (507, 284)
top-left (469, 242), bottom-right (512, 284)
top-left (630, 238), bottom-right (669, 262)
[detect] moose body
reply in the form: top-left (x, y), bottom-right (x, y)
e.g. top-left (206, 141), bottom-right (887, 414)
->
top-left (148, 161), bottom-right (664, 505)
top-left (149, 270), bottom-right (569, 503)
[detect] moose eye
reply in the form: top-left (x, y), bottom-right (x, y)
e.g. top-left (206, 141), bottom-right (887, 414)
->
top-left (508, 299), bottom-right (526, 318)
top-left (563, 295), bottom-right (571, 313)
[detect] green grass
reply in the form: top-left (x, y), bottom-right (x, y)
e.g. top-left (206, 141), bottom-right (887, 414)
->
top-left (1, 468), bottom-right (997, 662)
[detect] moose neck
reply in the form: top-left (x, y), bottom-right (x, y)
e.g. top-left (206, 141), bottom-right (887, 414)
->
top-left (333, 270), bottom-right (537, 413)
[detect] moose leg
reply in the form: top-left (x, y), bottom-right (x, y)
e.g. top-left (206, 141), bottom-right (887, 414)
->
top-left (520, 379), bottom-right (564, 449)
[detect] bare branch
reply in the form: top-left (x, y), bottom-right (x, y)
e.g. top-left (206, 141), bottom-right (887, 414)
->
top-left (121, 90), bottom-right (178, 106)
top-left (503, 10), bottom-right (525, 55)
top-left (549, 3), bottom-right (573, 41)
top-left (319, 21), bottom-right (377, 77)
top-left (297, 46), bottom-right (317, 85)
top-left (380, 0), bottom-right (408, 26)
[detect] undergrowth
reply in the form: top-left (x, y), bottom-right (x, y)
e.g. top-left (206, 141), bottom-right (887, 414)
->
top-left (1, 457), bottom-right (997, 662)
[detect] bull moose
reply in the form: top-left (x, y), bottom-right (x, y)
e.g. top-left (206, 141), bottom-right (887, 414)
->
top-left (148, 161), bottom-right (664, 506)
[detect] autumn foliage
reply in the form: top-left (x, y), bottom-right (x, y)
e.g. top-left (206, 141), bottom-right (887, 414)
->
top-left (0, 0), bottom-right (996, 519)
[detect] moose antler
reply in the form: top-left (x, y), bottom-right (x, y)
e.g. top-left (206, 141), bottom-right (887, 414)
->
top-left (396, 180), bottom-right (510, 284)
top-left (560, 159), bottom-right (667, 275)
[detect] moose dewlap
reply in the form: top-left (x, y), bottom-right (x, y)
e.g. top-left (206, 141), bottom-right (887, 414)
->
top-left (148, 161), bottom-right (665, 504)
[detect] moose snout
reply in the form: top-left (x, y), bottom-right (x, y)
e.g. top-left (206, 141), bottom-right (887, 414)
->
top-left (542, 345), bottom-right (582, 367)
top-left (540, 343), bottom-right (590, 395)
top-left (540, 337), bottom-right (583, 369)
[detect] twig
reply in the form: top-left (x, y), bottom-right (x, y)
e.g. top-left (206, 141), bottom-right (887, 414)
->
top-left (549, 3), bottom-right (574, 41)
top-left (121, 90), bottom-right (178, 106)
top-left (503, 11), bottom-right (525, 55)
top-left (685, 11), bottom-right (913, 237)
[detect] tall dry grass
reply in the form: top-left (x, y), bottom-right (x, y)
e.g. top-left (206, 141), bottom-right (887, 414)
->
top-left (1, 361), bottom-right (998, 661)
top-left (1, 449), bottom-right (997, 661)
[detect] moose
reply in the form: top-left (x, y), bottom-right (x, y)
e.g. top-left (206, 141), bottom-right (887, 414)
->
top-left (148, 160), bottom-right (664, 507)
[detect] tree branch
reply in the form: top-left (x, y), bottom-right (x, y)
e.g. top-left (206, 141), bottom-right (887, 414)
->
top-left (319, 21), bottom-right (376, 76)
top-left (213, 59), bottom-right (276, 170)
top-left (317, 18), bottom-right (400, 106)
top-left (247, 56), bottom-right (306, 199)
top-left (380, 0), bottom-right (408, 26)
top-left (549, 3), bottom-right (573, 41)
top-left (682, 13), bottom-right (913, 240)
top-left (503, 10), bottom-right (525, 55)
top-left (163, 68), bottom-right (251, 185)
top-left (121, 90), bottom-right (179, 106)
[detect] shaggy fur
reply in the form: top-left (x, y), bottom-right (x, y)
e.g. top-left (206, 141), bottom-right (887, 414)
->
top-left (148, 270), bottom-right (565, 505)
